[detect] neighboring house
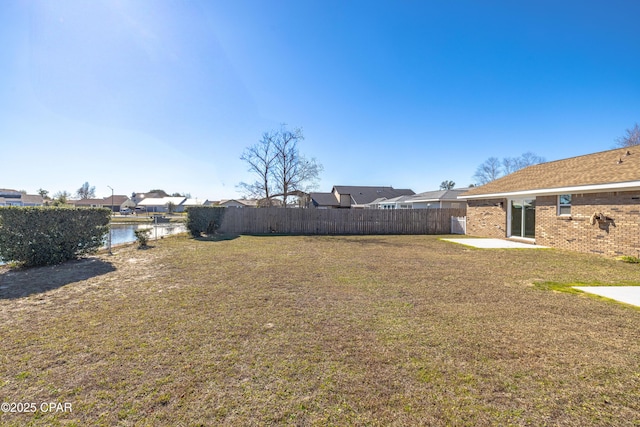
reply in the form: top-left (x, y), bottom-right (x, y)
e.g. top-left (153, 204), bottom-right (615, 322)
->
top-left (310, 186), bottom-right (415, 209)
top-left (178, 198), bottom-right (211, 212)
top-left (367, 195), bottom-right (414, 209)
top-left (0, 189), bottom-right (44, 206)
top-left (459, 147), bottom-right (640, 257)
top-left (367, 188), bottom-right (468, 209)
top-left (70, 195), bottom-right (133, 212)
top-left (130, 191), bottom-right (165, 205)
top-left (308, 192), bottom-right (341, 209)
top-left (136, 196), bottom-right (187, 213)
top-left (218, 199), bottom-right (260, 208)
top-left (408, 188), bottom-right (468, 209)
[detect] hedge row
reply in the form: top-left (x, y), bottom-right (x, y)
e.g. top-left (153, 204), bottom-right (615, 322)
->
top-left (0, 207), bottom-right (110, 267)
top-left (185, 206), bottom-right (227, 237)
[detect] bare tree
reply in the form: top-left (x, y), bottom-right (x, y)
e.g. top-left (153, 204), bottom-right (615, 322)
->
top-left (439, 180), bottom-right (455, 190)
top-left (271, 126), bottom-right (323, 207)
top-left (502, 157), bottom-right (520, 175)
top-left (474, 152), bottom-right (546, 185)
top-left (518, 152), bottom-right (546, 168)
top-left (502, 152), bottom-right (545, 175)
top-left (239, 125), bottom-right (323, 207)
top-left (238, 131), bottom-right (277, 206)
top-left (76, 182), bottom-right (96, 199)
top-left (615, 123), bottom-right (640, 148)
top-left (473, 157), bottom-right (502, 185)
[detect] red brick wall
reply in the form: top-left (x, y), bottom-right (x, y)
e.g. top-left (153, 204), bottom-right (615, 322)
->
top-left (536, 191), bottom-right (640, 257)
top-left (466, 198), bottom-right (508, 238)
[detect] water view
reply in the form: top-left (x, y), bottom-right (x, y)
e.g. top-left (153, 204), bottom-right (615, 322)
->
top-left (107, 223), bottom-right (187, 247)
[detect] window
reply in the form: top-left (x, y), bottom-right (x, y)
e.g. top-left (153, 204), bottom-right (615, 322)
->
top-left (558, 194), bottom-right (571, 215)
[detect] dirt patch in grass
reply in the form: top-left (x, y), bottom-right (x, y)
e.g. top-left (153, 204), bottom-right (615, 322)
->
top-left (1, 235), bottom-right (639, 426)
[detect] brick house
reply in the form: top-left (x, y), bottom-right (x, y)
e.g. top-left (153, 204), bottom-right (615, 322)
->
top-left (459, 147), bottom-right (640, 257)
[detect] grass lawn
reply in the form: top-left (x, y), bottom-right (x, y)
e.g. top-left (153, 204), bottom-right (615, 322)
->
top-left (1, 234), bottom-right (639, 426)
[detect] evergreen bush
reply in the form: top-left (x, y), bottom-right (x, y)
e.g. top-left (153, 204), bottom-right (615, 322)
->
top-left (134, 227), bottom-right (152, 248)
top-left (0, 207), bottom-right (110, 266)
top-left (185, 207), bottom-right (227, 237)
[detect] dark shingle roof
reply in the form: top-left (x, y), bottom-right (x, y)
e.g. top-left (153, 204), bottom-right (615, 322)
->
top-left (333, 186), bottom-right (415, 205)
top-left (0, 189), bottom-right (21, 198)
top-left (462, 147), bottom-right (640, 198)
top-left (310, 192), bottom-right (340, 207)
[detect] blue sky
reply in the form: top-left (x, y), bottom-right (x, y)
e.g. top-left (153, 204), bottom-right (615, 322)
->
top-left (1, 0), bottom-right (639, 200)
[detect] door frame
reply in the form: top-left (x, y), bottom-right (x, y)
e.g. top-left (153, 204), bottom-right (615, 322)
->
top-left (507, 197), bottom-right (536, 240)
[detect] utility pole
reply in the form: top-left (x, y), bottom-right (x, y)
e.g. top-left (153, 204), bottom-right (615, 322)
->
top-left (107, 185), bottom-right (114, 255)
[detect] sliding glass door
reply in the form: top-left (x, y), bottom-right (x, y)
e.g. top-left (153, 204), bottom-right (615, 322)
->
top-left (510, 199), bottom-right (535, 239)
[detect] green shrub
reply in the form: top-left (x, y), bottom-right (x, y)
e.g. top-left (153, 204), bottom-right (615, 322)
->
top-left (0, 207), bottom-right (110, 267)
top-left (134, 227), bottom-right (152, 248)
top-left (185, 207), bottom-right (227, 237)
top-left (619, 255), bottom-right (640, 264)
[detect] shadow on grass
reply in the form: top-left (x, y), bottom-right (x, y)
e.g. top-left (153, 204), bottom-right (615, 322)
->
top-left (0, 258), bottom-right (116, 300)
top-left (328, 236), bottom-right (413, 247)
top-left (136, 245), bottom-right (156, 250)
top-left (193, 233), bottom-right (241, 242)
top-left (195, 233), bottom-right (424, 246)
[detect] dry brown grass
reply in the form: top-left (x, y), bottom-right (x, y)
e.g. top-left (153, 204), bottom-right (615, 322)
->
top-left (1, 234), bottom-right (639, 426)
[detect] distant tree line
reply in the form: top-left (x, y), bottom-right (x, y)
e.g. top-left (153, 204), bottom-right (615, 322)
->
top-left (473, 152), bottom-right (546, 186)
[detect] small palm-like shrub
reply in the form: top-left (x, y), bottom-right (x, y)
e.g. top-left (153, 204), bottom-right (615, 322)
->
top-left (134, 228), bottom-right (153, 248)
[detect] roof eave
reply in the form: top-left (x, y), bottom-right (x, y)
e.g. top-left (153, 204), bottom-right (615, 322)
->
top-left (409, 198), bottom-right (460, 203)
top-left (458, 180), bottom-right (640, 199)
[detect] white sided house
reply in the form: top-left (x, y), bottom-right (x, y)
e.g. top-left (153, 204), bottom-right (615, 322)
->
top-left (179, 198), bottom-right (211, 212)
top-left (136, 196), bottom-right (187, 213)
top-left (367, 188), bottom-right (468, 209)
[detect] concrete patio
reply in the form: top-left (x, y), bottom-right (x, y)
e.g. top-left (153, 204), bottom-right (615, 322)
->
top-left (441, 238), bottom-right (549, 249)
top-left (573, 286), bottom-right (640, 307)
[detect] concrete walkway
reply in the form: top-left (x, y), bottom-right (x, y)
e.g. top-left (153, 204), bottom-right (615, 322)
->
top-left (573, 286), bottom-right (640, 307)
top-left (441, 238), bottom-right (549, 249)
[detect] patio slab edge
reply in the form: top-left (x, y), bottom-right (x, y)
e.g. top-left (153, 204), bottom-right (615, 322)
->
top-left (441, 238), bottom-right (549, 249)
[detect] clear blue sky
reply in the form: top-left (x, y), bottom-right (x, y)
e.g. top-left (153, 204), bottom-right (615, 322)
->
top-left (2, 0), bottom-right (639, 200)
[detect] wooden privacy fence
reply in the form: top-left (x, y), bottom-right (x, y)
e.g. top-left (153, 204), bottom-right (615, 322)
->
top-left (217, 208), bottom-right (467, 235)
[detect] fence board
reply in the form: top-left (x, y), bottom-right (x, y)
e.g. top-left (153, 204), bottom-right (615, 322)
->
top-left (217, 208), bottom-right (467, 235)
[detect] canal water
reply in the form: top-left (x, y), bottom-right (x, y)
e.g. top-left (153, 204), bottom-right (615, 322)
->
top-left (107, 223), bottom-right (187, 247)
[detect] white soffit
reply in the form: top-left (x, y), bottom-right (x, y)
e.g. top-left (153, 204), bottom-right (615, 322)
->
top-left (458, 181), bottom-right (640, 200)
